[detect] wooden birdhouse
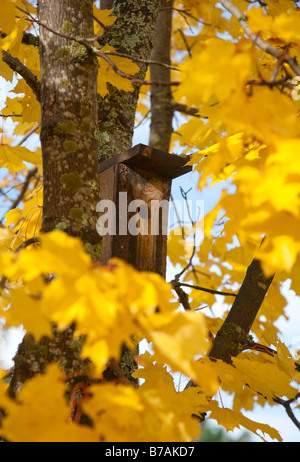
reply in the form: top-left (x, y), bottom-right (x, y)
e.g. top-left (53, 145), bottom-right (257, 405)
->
top-left (98, 144), bottom-right (192, 278)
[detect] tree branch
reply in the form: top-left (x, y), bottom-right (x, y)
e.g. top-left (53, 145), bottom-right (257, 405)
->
top-left (172, 284), bottom-right (192, 310)
top-left (101, 49), bottom-right (180, 71)
top-left (171, 280), bottom-right (237, 298)
top-left (184, 258), bottom-right (274, 390)
top-left (21, 7), bottom-right (180, 88)
top-left (1, 31), bottom-right (39, 47)
top-left (17, 123), bottom-right (40, 147)
top-left (273, 394), bottom-right (300, 432)
top-left (209, 258), bottom-right (274, 363)
top-left (9, 167), bottom-right (38, 212)
top-left (171, 102), bottom-right (201, 117)
top-left (2, 50), bottom-right (40, 100)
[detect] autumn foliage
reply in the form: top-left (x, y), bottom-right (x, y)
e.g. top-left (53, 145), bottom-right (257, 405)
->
top-left (0, 0), bottom-right (300, 443)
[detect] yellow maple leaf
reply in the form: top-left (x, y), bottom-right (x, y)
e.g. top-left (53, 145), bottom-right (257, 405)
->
top-left (84, 368), bottom-right (204, 442)
top-left (148, 311), bottom-right (210, 382)
top-left (208, 399), bottom-right (282, 441)
top-left (0, 228), bottom-right (20, 252)
top-left (276, 340), bottom-right (298, 378)
top-left (3, 182), bottom-right (43, 241)
top-left (93, 6), bottom-right (116, 37)
top-left (0, 231), bottom-right (180, 371)
top-left (1, 97), bottom-right (23, 120)
top-left (97, 44), bottom-right (140, 97)
top-left (235, 164), bottom-right (300, 216)
top-left (247, 7), bottom-right (300, 44)
top-left (256, 235), bottom-right (300, 277)
top-left (212, 86), bottom-right (300, 144)
top-left (1, 287), bottom-right (52, 338)
top-left (2, 17), bottom-right (26, 56)
top-left (1, 231), bottom-right (90, 283)
top-left (191, 357), bottom-right (220, 396)
top-left (0, 144), bottom-right (41, 173)
top-left (18, 41), bottom-right (40, 79)
top-left (178, 38), bottom-right (253, 105)
top-left (1, 365), bottom-right (99, 442)
top-left (167, 227), bottom-right (194, 267)
top-left (20, 90), bottom-right (41, 124)
top-left (232, 356), bottom-right (298, 402)
top-left (192, 133), bottom-right (246, 187)
top-left (0, 0), bottom-right (16, 35)
top-left (176, 118), bottom-right (213, 154)
top-left (210, 358), bottom-right (244, 395)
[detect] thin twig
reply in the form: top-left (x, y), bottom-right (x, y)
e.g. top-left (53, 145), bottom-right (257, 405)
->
top-left (9, 167), bottom-right (38, 212)
top-left (135, 109), bottom-right (151, 129)
top-left (20, 3), bottom-right (176, 71)
top-left (0, 114), bottom-right (23, 118)
top-left (176, 28), bottom-right (192, 57)
top-left (170, 193), bottom-right (185, 239)
top-left (96, 50), bottom-right (180, 86)
top-left (17, 123), bottom-right (40, 147)
top-left (171, 102), bottom-right (201, 117)
top-left (171, 280), bottom-right (237, 297)
top-left (175, 243), bottom-right (196, 281)
top-left (15, 236), bottom-right (40, 252)
top-left (247, 77), bottom-right (294, 90)
top-left (101, 49), bottom-right (180, 71)
top-left (273, 393), bottom-right (300, 431)
top-left (172, 186), bottom-right (203, 283)
top-left (17, 5), bottom-right (102, 48)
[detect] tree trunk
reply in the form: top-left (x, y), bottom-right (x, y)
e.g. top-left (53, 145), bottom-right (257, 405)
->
top-left (149, 0), bottom-right (174, 151)
top-left (39, 0), bottom-right (101, 259)
top-left (97, 0), bottom-right (161, 161)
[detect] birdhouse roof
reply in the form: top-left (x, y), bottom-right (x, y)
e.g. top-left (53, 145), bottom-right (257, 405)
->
top-left (98, 144), bottom-right (192, 180)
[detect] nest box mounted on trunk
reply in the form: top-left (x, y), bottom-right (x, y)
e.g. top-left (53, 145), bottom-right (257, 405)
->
top-left (98, 144), bottom-right (192, 278)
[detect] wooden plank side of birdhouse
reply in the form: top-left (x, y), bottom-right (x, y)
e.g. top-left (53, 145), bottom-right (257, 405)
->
top-left (98, 164), bottom-right (118, 266)
top-left (98, 144), bottom-right (190, 277)
top-left (113, 164), bottom-right (172, 277)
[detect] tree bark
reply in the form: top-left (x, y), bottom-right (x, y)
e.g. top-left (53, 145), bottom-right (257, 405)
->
top-left (97, 0), bottom-right (161, 161)
top-left (39, 0), bottom-right (101, 259)
top-left (100, 0), bottom-right (113, 9)
top-left (8, 0), bottom-right (101, 398)
top-left (209, 259), bottom-right (274, 363)
top-left (149, 0), bottom-right (174, 151)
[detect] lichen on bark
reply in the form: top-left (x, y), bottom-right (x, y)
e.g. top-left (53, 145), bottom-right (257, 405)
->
top-left (39, 0), bottom-right (101, 258)
top-left (97, 0), bottom-right (162, 161)
top-left (8, 324), bottom-right (91, 399)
